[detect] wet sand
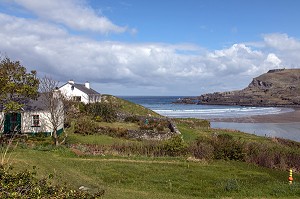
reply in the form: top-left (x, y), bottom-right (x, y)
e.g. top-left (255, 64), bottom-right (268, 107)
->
top-left (210, 108), bottom-right (300, 123)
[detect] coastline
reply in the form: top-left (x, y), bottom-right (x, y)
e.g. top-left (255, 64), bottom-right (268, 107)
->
top-left (209, 108), bottom-right (300, 123)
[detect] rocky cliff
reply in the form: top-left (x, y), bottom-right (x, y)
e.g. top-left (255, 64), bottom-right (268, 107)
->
top-left (177, 69), bottom-right (300, 107)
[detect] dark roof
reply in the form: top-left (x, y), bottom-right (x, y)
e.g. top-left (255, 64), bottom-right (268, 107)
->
top-left (24, 93), bottom-right (48, 111)
top-left (71, 83), bottom-right (100, 95)
top-left (0, 93), bottom-right (48, 112)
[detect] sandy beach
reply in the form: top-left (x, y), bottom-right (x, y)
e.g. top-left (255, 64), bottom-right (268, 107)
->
top-left (210, 108), bottom-right (300, 123)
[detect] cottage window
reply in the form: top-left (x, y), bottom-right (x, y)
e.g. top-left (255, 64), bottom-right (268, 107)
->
top-left (72, 96), bottom-right (81, 101)
top-left (32, 115), bottom-right (40, 127)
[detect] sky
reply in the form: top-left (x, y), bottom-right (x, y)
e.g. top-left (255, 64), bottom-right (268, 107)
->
top-left (0, 0), bottom-right (300, 96)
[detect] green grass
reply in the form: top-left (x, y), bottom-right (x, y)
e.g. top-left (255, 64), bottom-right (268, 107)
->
top-left (96, 121), bottom-right (139, 130)
top-left (103, 95), bottom-right (161, 117)
top-left (65, 120), bottom-right (139, 145)
top-left (175, 118), bottom-right (274, 143)
top-left (66, 133), bottom-right (135, 145)
top-left (4, 104), bottom-right (300, 198)
top-left (10, 148), bottom-right (300, 198)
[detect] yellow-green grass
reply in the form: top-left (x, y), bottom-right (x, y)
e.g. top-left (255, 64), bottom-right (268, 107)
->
top-left (66, 133), bottom-right (135, 145)
top-left (96, 121), bottom-right (139, 130)
top-left (65, 120), bottom-right (140, 145)
top-left (6, 111), bottom-right (300, 198)
top-left (9, 148), bottom-right (300, 198)
top-left (103, 95), bottom-right (161, 117)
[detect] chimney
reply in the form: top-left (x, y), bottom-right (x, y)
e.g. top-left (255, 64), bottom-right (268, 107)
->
top-left (68, 79), bottom-right (74, 84)
top-left (85, 81), bottom-right (90, 89)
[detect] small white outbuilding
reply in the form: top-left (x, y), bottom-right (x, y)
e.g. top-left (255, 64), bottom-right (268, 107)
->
top-left (0, 93), bottom-right (64, 135)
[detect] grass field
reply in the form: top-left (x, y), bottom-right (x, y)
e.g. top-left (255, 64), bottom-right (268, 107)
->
top-left (3, 131), bottom-right (300, 199)
top-left (6, 146), bottom-right (299, 199)
top-left (2, 98), bottom-right (300, 198)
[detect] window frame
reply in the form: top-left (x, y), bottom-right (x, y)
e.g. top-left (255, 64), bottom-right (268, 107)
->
top-left (32, 114), bottom-right (40, 127)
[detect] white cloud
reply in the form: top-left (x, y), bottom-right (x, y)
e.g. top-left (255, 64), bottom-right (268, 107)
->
top-left (265, 53), bottom-right (281, 66)
top-left (262, 33), bottom-right (300, 68)
top-left (12, 0), bottom-right (128, 34)
top-left (1, 10), bottom-right (300, 95)
top-left (207, 44), bottom-right (264, 75)
top-left (263, 33), bottom-right (300, 51)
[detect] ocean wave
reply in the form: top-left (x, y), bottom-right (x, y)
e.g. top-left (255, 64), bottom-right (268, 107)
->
top-left (153, 107), bottom-right (293, 119)
top-left (120, 96), bottom-right (293, 119)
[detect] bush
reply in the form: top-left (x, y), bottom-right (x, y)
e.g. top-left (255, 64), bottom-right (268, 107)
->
top-left (244, 142), bottom-right (300, 170)
top-left (211, 134), bottom-right (246, 161)
top-left (74, 117), bottom-right (98, 135)
top-left (124, 115), bottom-right (141, 123)
top-left (139, 124), bottom-right (154, 130)
top-left (86, 102), bottom-right (117, 122)
top-left (109, 135), bottom-right (188, 157)
top-left (97, 126), bottom-right (128, 138)
top-left (78, 102), bottom-right (86, 113)
top-left (111, 141), bottom-right (166, 157)
top-left (0, 166), bottom-right (104, 198)
top-left (189, 135), bottom-right (245, 161)
top-left (94, 115), bottom-right (102, 122)
top-left (139, 118), bottom-right (169, 132)
top-left (189, 141), bottom-right (214, 160)
top-left (188, 133), bottom-right (300, 171)
top-left (163, 135), bottom-right (187, 156)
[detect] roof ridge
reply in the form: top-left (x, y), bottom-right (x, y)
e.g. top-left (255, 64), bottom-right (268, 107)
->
top-left (72, 82), bottom-right (100, 95)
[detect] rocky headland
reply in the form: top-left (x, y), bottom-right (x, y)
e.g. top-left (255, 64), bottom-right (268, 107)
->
top-left (176, 69), bottom-right (300, 107)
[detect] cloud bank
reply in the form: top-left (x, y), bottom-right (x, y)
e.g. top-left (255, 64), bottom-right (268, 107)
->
top-left (12, 0), bottom-right (128, 34)
top-left (1, 1), bottom-right (300, 95)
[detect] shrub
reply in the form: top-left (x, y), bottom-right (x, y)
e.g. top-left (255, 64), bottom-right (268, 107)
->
top-left (124, 115), bottom-right (140, 123)
top-left (189, 134), bottom-right (246, 161)
top-left (97, 126), bottom-right (128, 138)
top-left (156, 124), bottom-right (165, 132)
top-left (189, 141), bottom-right (214, 160)
top-left (163, 135), bottom-right (187, 156)
top-left (139, 124), bottom-right (154, 130)
top-left (110, 141), bottom-right (165, 157)
top-left (139, 118), bottom-right (170, 132)
top-left (108, 138), bottom-right (188, 157)
top-left (94, 115), bottom-right (102, 122)
top-left (224, 179), bottom-right (240, 192)
top-left (86, 102), bottom-right (117, 122)
top-left (189, 134), bottom-right (300, 171)
top-left (211, 134), bottom-right (246, 161)
top-left (78, 102), bottom-right (86, 113)
top-left (0, 166), bottom-right (104, 198)
top-left (74, 117), bottom-right (98, 135)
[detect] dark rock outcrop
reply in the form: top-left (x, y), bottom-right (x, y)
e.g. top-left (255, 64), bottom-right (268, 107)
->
top-left (178, 69), bottom-right (300, 107)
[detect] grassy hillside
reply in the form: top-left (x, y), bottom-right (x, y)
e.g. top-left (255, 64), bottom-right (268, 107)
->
top-left (2, 96), bottom-right (300, 198)
top-left (102, 95), bottom-right (161, 117)
top-left (3, 116), bottom-right (299, 198)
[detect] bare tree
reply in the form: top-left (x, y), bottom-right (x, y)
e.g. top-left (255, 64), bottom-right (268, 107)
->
top-left (39, 76), bottom-right (67, 146)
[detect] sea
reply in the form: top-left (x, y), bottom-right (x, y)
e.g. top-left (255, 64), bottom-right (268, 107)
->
top-left (120, 96), bottom-right (300, 142)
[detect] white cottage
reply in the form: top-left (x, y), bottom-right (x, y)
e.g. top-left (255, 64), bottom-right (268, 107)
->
top-left (59, 80), bottom-right (101, 104)
top-left (0, 93), bottom-right (64, 135)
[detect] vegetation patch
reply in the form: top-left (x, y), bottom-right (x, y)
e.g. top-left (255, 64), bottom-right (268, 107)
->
top-left (0, 166), bottom-right (105, 198)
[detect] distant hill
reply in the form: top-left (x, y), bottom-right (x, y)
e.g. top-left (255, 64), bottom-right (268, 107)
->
top-left (178, 69), bottom-right (300, 107)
